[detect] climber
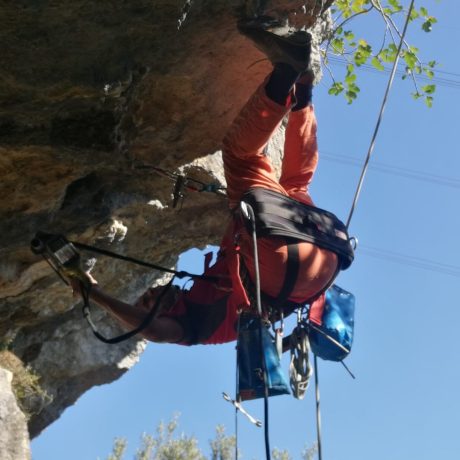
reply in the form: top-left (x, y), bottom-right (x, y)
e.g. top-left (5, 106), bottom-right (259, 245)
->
top-left (70, 19), bottom-right (341, 346)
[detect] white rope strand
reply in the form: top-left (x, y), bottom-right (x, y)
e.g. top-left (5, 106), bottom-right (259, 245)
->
top-left (346, 0), bottom-right (417, 229)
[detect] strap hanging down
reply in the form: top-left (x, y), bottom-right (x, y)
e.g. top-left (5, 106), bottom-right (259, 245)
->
top-left (275, 242), bottom-right (299, 303)
top-left (81, 278), bottom-right (174, 344)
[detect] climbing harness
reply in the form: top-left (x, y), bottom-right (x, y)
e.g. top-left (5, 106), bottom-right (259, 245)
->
top-left (240, 188), bottom-right (355, 270)
top-left (226, 191), bottom-right (354, 460)
top-left (134, 162), bottom-right (226, 209)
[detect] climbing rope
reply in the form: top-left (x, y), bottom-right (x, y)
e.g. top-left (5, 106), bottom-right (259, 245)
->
top-left (346, 0), bottom-right (416, 229)
top-left (312, 3), bottom-right (417, 459)
top-left (240, 200), bottom-right (272, 460)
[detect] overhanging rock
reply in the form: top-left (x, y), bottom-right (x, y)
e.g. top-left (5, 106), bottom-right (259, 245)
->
top-left (0, 0), bottom-right (333, 445)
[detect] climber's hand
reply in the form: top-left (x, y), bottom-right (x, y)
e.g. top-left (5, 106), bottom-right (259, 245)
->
top-left (69, 272), bottom-right (98, 297)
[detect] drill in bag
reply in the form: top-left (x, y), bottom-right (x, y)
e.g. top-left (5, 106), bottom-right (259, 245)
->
top-left (31, 232), bottom-right (92, 289)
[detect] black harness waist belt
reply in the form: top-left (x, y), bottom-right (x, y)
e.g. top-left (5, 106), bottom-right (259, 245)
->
top-left (240, 188), bottom-right (354, 270)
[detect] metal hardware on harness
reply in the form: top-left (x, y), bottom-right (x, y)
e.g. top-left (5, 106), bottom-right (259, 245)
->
top-left (289, 312), bottom-right (312, 400)
top-left (134, 162), bottom-right (226, 208)
top-left (273, 310), bottom-right (284, 359)
top-left (349, 236), bottom-right (358, 251)
top-left (223, 392), bottom-right (262, 428)
top-left (172, 174), bottom-right (187, 209)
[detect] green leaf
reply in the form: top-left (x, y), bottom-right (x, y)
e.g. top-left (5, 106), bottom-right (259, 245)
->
top-left (328, 82), bottom-right (344, 96)
top-left (424, 96), bottom-right (433, 108)
top-left (422, 84), bottom-right (436, 94)
top-left (379, 46), bottom-right (397, 63)
top-left (345, 73), bottom-right (357, 84)
top-left (371, 56), bottom-right (384, 71)
top-left (403, 50), bottom-right (417, 70)
top-left (409, 8), bottom-right (420, 20)
top-left (388, 0), bottom-right (403, 13)
top-left (345, 90), bottom-right (358, 104)
top-left (332, 38), bottom-right (345, 53)
top-left (422, 20), bottom-right (433, 32)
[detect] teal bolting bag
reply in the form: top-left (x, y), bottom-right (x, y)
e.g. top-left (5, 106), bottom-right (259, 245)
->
top-left (308, 285), bottom-right (356, 362)
top-left (237, 315), bottom-right (290, 401)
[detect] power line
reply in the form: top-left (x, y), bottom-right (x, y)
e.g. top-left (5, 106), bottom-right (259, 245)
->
top-left (320, 150), bottom-right (460, 190)
top-left (326, 56), bottom-right (460, 89)
top-left (359, 244), bottom-right (460, 278)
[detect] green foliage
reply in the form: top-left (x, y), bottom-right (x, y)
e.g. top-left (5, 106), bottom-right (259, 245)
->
top-left (301, 443), bottom-right (318, 460)
top-left (107, 438), bottom-right (127, 460)
top-left (209, 425), bottom-right (236, 460)
top-left (325, 0), bottom-right (438, 106)
top-left (105, 415), bottom-right (233, 460)
top-left (0, 350), bottom-right (52, 420)
top-left (135, 416), bottom-right (206, 460)
top-left (272, 448), bottom-right (292, 460)
top-left (105, 415), bottom-right (317, 460)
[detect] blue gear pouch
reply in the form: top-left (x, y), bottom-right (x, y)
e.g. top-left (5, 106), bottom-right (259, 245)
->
top-left (237, 315), bottom-right (290, 401)
top-left (309, 285), bottom-right (355, 362)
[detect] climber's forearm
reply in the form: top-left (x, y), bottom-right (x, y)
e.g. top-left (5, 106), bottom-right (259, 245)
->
top-left (87, 286), bottom-right (149, 332)
top-left (86, 286), bottom-right (185, 343)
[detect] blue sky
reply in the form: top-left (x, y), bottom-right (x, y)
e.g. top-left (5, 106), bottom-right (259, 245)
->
top-left (32, 2), bottom-right (460, 459)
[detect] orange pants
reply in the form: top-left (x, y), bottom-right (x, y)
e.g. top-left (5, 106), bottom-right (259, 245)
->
top-left (156, 80), bottom-right (339, 345)
top-left (222, 83), bottom-right (338, 302)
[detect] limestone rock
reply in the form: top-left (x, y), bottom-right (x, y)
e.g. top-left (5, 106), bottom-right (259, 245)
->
top-left (0, 369), bottom-right (31, 460)
top-left (0, 0), bottom-right (333, 447)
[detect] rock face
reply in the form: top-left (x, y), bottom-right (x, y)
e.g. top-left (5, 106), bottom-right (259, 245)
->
top-left (0, 369), bottom-right (31, 460)
top-left (0, 0), bottom-right (333, 453)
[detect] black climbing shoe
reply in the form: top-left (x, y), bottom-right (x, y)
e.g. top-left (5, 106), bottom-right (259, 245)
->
top-left (238, 18), bottom-right (312, 74)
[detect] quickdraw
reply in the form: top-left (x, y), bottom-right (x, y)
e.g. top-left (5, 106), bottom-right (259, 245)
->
top-left (134, 162), bottom-right (226, 209)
